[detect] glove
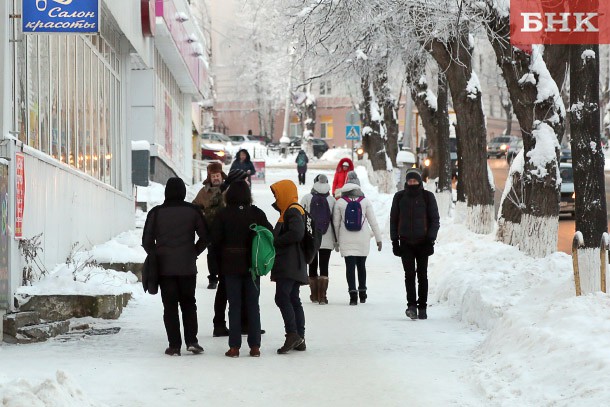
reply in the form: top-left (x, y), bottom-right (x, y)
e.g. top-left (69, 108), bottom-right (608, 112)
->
top-left (392, 240), bottom-right (401, 257)
top-left (377, 241), bottom-right (382, 252)
top-left (333, 242), bottom-right (340, 252)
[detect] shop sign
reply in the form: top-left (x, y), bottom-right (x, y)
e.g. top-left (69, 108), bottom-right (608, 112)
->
top-left (0, 163), bottom-right (8, 308)
top-left (15, 153), bottom-right (25, 239)
top-left (22, 0), bottom-right (100, 34)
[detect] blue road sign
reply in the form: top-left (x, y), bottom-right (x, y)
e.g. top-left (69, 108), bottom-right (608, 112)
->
top-left (23, 0), bottom-right (100, 34)
top-left (346, 125), bottom-right (361, 141)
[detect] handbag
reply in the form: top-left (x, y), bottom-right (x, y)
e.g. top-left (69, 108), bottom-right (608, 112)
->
top-left (142, 212), bottom-right (159, 295)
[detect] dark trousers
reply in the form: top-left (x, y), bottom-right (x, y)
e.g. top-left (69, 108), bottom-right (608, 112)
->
top-left (298, 172), bottom-right (306, 185)
top-left (274, 278), bottom-right (305, 338)
top-left (309, 249), bottom-right (332, 277)
top-left (159, 275), bottom-right (198, 348)
top-left (345, 256), bottom-right (367, 293)
top-left (401, 249), bottom-right (429, 308)
top-left (213, 275), bottom-right (249, 329)
top-left (225, 274), bottom-right (261, 348)
top-left (207, 245), bottom-right (219, 284)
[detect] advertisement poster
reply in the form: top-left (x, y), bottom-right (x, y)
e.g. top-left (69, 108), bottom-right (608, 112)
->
top-left (16, 153), bottom-right (25, 239)
top-left (252, 160), bottom-right (266, 184)
top-left (0, 164), bottom-right (8, 308)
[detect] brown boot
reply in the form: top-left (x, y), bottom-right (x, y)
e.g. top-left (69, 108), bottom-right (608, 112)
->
top-left (318, 277), bottom-right (329, 304)
top-left (308, 277), bottom-right (318, 303)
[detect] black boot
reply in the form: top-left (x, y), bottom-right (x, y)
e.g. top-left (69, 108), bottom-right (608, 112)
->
top-left (277, 333), bottom-right (304, 354)
top-left (349, 291), bottom-right (358, 306)
top-left (405, 306), bottom-right (417, 320)
top-left (418, 307), bottom-right (427, 320)
top-left (359, 290), bottom-right (367, 304)
top-left (213, 325), bottom-right (229, 337)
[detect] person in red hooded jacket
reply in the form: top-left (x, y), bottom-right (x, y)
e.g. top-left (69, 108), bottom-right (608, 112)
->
top-left (332, 157), bottom-right (354, 197)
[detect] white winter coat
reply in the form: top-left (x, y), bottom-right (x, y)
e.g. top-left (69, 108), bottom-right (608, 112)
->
top-left (332, 183), bottom-right (382, 257)
top-left (301, 191), bottom-right (337, 250)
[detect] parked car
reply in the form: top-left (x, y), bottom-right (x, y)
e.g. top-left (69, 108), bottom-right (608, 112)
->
top-left (487, 136), bottom-right (519, 158)
top-left (559, 162), bottom-right (575, 218)
top-left (506, 139), bottom-right (524, 165)
top-left (287, 137), bottom-right (330, 158)
top-left (560, 146), bottom-right (572, 162)
top-left (200, 132), bottom-right (232, 164)
top-left (228, 134), bottom-right (265, 145)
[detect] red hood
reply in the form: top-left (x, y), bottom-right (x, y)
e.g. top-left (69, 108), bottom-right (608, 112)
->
top-left (336, 158), bottom-right (354, 172)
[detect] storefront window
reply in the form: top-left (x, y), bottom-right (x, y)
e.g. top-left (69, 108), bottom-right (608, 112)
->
top-left (39, 36), bottom-right (50, 155)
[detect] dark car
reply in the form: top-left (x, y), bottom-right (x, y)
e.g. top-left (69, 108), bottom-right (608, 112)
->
top-left (559, 163), bottom-right (575, 217)
top-left (288, 137), bottom-right (329, 158)
top-left (560, 146), bottom-right (572, 163)
top-left (506, 139), bottom-right (524, 165)
top-left (487, 136), bottom-right (518, 158)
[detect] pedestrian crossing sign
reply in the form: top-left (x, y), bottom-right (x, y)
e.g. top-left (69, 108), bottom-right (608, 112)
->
top-left (346, 125), bottom-right (361, 141)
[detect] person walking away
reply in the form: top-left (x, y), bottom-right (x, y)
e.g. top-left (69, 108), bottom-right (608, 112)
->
top-left (295, 150), bottom-right (309, 185)
top-left (211, 181), bottom-right (273, 357)
top-left (142, 177), bottom-right (208, 356)
top-left (332, 158), bottom-right (354, 197)
top-left (390, 169), bottom-right (440, 320)
top-left (300, 174), bottom-right (336, 304)
top-left (192, 162), bottom-right (226, 291)
top-left (230, 149), bottom-right (256, 184)
top-left (270, 180), bottom-right (308, 353)
top-left (333, 171), bottom-right (382, 305)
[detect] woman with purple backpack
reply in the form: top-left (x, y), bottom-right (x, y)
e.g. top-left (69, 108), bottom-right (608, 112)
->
top-left (300, 174), bottom-right (337, 304)
top-left (332, 171), bottom-right (382, 305)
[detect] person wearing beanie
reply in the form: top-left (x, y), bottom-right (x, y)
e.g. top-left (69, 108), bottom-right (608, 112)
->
top-left (390, 168), bottom-right (440, 320)
top-left (220, 169), bottom-right (249, 192)
top-left (300, 174), bottom-right (337, 304)
top-left (332, 158), bottom-right (354, 197)
top-left (211, 181), bottom-right (273, 357)
top-left (332, 171), bottom-right (382, 305)
top-left (142, 177), bottom-right (208, 356)
top-left (295, 150), bottom-right (309, 185)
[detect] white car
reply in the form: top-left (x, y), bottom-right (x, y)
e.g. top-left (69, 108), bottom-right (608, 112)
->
top-left (228, 134), bottom-right (265, 145)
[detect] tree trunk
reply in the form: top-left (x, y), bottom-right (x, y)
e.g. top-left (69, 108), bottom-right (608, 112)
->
top-left (426, 32), bottom-right (494, 234)
top-left (410, 76), bottom-right (440, 180)
top-left (436, 73), bottom-right (452, 194)
top-left (484, 9), bottom-right (565, 257)
top-left (302, 92), bottom-right (316, 157)
top-left (570, 44), bottom-right (607, 293)
top-left (377, 69), bottom-right (399, 168)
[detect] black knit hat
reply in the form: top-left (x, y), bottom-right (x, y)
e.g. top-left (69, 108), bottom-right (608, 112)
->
top-left (405, 168), bottom-right (423, 185)
top-left (220, 169), bottom-right (249, 192)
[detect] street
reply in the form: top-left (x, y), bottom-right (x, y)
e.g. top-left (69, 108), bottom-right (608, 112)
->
top-left (489, 158), bottom-right (610, 254)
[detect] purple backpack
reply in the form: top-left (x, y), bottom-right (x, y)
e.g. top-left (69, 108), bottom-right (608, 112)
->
top-left (343, 196), bottom-right (365, 231)
top-left (309, 194), bottom-right (332, 234)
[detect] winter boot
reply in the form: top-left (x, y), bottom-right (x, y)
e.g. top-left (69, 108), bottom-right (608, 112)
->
top-left (249, 347), bottom-right (261, 357)
top-left (318, 277), bottom-right (329, 304)
top-left (349, 291), bottom-right (358, 306)
top-left (225, 347), bottom-right (240, 358)
top-left (164, 347), bottom-right (181, 356)
top-left (405, 306), bottom-right (418, 320)
top-left (418, 307), bottom-right (427, 320)
top-left (308, 277), bottom-right (319, 303)
top-left (295, 339), bottom-right (306, 351)
top-left (359, 290), bottom-right (367, 304)
top-left (213, 325), bottom-right (229, 337)
top-left (277, 333), bottom-right (304, 354)
top-left (186, 343), bottom-right (204, 354)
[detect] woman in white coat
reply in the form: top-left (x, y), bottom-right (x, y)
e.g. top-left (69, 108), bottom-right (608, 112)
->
top-left (301, 174), bottom-right (337, 304)
top-left (332, 171), bottom-right (382, 305)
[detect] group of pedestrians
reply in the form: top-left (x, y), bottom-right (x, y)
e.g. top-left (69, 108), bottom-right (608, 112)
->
top-left (142, 152), bottom-right (440, 357)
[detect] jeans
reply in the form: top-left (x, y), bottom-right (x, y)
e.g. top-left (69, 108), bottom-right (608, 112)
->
top-left (213, 275), bottom-right (249, 329)
top-left (309, 249), bottom-right (332, 277)
top-left (159, 275), bottom-right (198, 348)
top-left (345, 256), bottom-right (367, 293)
top-left (274, 278), bottom-right (305, 338)
top-left (225, 274), bottom-right (261, 348)
top-left (401, 247), bottom-right (429, 308)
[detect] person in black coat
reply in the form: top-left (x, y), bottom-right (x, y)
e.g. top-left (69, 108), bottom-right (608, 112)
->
top-left (270, 179), bottom-right (308, 354)
top-left (390, 169), bottom-right (440, 321)
top-left (142, 177), bottom-right (208, 356)
top-left (211, 181), bottom-right (273, 358)
top-left (230, 149), bottom-right (256, 184)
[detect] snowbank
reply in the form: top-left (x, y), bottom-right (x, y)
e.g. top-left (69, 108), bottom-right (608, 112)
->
top-left (318, 148), bottom-right (352, 163)
top-left (78, 230), bottom-right (146, 264)
top-left (0, 371), bottom-right (106, 407)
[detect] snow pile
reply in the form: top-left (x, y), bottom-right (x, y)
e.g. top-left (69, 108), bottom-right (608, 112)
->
top-left (77, 230), bottom-right (146, 264)
top-left (135, 182), bottom-right (165, 208)
top-left (15, 261), bottom-right (138, 302)
top-left (318, 148), bottom-right (352, 163)
top-left (0, 371), bottom-right (106, 407)
top-left (466, 72), bottom-right (482, 100)
top-left (527, 122), bottom-right (560, 179)
top-left (130, 140), bottom-right (150, 151)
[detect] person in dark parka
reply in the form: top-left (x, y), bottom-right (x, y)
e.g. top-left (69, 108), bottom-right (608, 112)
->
top-left (390, 169), bottom-right (440, 321)
top-left (295, 149), bottom-right (309, 185)
top-left (270, 179), bottom-right (308, 354)
top-left (142, 177), bottom-right (208, 356)
top-left (230, 149), bottom-right (256, 184)
top-left (211, 181), bottom-right (273, 358)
